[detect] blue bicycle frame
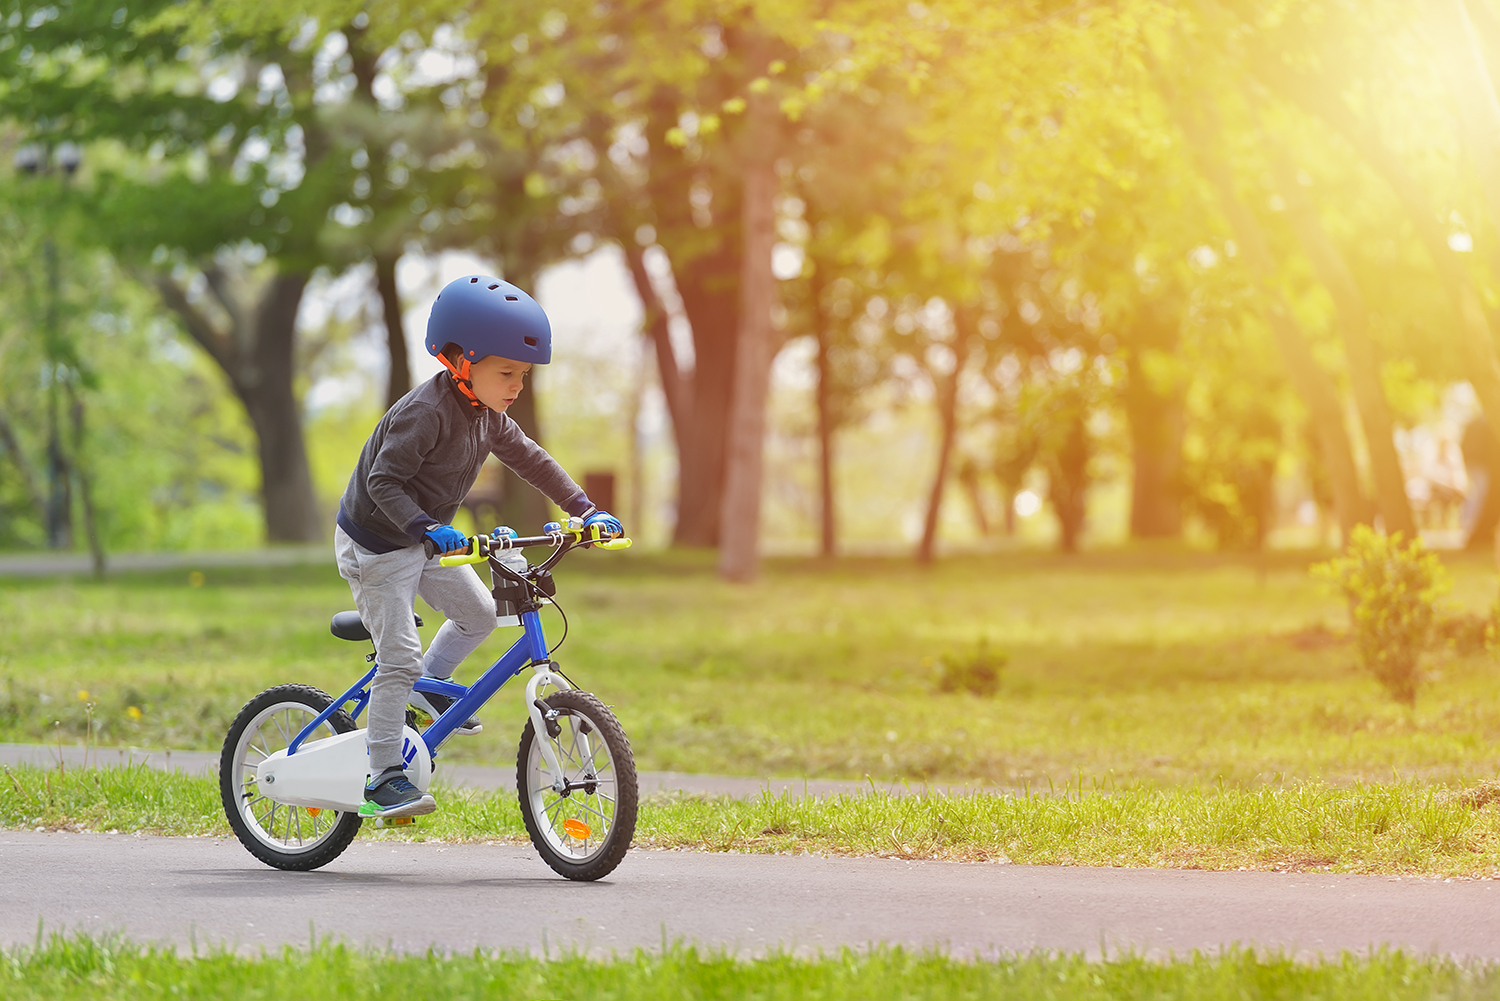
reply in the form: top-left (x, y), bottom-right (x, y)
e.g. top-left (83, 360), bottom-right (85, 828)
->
top-left (286, 607), bottom-right (551, 758)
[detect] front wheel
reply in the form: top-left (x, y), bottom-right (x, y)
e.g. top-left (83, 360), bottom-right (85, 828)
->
top-left (220, 684), bottom-right (363, 871)
top-left (517, 690), bottom-right (638, 881)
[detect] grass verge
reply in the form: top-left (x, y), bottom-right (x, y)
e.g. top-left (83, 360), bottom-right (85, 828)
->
top-left (7, 551), bottom-right (1500, 789)
top-left (11, 764), bottom-right (1500, 876)
top-left (4, 935), bottom-right (1500, 1001)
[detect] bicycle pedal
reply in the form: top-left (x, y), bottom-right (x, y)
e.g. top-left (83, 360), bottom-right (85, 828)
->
top-left (373, 816), bottom-right (417, 829)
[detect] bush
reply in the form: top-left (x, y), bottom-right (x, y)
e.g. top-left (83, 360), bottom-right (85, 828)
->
top-left (932, 641), bottom-right (1007, 697)
top-left (1314, 526), bottom-right (1450, 706)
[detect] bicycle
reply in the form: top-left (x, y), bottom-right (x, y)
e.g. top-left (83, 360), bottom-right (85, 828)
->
top-left (218, 521), bottom-right (638, 881)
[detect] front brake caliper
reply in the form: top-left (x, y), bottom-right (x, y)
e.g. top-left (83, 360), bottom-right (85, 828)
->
top-left (533, 699), bottom-right (562, 739)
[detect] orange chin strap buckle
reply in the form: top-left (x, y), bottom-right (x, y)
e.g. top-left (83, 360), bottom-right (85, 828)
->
top-left (436, 352), bottom-right (484, 408)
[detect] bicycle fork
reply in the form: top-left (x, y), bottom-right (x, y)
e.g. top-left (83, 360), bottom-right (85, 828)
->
top-left (524, 661), bottom-right (573, 792)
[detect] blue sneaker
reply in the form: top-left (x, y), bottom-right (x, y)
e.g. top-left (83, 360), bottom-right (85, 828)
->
top-left (359, 768), bottom-right (436, 819)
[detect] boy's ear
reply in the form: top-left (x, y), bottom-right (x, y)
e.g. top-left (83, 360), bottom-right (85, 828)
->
top-left (439, 342), bottom-right (464, 367)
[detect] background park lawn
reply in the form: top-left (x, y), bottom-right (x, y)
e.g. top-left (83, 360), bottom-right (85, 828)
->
top-left (4, 548), bottom-right (1499, 791)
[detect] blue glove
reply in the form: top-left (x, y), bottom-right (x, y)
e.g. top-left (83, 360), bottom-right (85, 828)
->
top-left (583, 509), bottom-right (623, 542)
top-left (424, 524), bottom-right (468, 554)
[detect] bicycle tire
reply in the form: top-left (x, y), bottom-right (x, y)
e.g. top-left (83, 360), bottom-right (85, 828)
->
top-left (517, 690), bottom-right (638, 881)
top-left (220, 684), bottom-right (363, 871)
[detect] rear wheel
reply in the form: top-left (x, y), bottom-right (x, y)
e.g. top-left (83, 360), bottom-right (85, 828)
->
top-left (220, 684), bottom-right (363, 871)
top-left (517, 690), bottom-right (637, 881)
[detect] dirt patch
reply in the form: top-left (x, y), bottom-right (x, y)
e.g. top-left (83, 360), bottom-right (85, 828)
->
top-left (1282, 624), bottom-right (1349, 651)
top-left (1454, 780), bottom-right (1500, 810)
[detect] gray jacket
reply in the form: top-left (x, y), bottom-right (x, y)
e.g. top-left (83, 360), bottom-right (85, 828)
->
top-left (337, 374), bottom-right (587, 553)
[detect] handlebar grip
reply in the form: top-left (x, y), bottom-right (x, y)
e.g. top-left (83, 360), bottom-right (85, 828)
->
top-left (439, 551), bottom-right (488, 567)
top-left (593, 538), bottom-right (632, 551)
top-left (426, 534), bottom-right (477, 561)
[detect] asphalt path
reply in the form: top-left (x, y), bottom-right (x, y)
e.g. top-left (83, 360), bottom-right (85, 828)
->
top-left (4, 831), bottom-right (1500, 959)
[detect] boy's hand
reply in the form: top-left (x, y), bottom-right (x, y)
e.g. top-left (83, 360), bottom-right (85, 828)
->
top-left (582, 510), bottom-right (623, 543)
top-left (424, 524), bottom-right (469, 554)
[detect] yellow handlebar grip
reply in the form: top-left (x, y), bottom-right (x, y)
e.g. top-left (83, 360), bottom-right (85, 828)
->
top-left (595, 538), bottom-right (633, 551)
top-left (439, 552), bottom-right (488, 567)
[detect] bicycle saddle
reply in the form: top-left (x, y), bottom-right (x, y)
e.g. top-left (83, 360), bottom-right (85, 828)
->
top-left (329, 610), bottom-right (424, 642)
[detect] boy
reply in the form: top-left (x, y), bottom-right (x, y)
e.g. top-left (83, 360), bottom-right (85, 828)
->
top-left (334, 274), bottom-right (622, 819)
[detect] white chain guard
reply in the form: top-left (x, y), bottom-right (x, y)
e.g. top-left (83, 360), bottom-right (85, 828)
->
top-left (258, 725), bottom-right (432, 812)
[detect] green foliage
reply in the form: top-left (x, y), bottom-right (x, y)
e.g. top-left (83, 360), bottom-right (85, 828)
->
top-left (931, 639), bottom-right (1006, 697)
top-left (0, 228), bottom-right (263, 552)
top-left (1315, 527), bottom-right (1451, 706)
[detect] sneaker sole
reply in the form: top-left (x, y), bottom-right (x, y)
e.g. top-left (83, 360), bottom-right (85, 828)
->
top-left (359, 794), bottom-right (437, 819)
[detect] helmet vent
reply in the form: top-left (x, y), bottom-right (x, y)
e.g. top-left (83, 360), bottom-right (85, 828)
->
top-left (469, 277), bottom-right (478, 283)
top-left (488, 284), bottom-right (499, 290)
top-left (524, 336), bottom-right (538, 347)
top-left (506, 295), bottom-right (519, 301)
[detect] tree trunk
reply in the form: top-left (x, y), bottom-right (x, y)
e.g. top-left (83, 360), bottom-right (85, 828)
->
top-left (957, 461), bottom-right (991, 536)
top-left (243, 272), bottom-right (321, 542)
top-left (154, 267), bottom-right (322, 543)
top-left (812, 264), bottom-right (837, 558)
top-left (1265, 138), bottom-right (1417, 537)
top-left (673, 242), bottom-right (741, 548)
top-left (917, 310), bottom-right (976, 565)
top-left (1123, 306), bottom-right (1184, 539)
top-left (0, 407), bottom-right (45, 522)
top-left (1125, 381), bottom-right (1184, 538)
top-left (65, 381), bottom-right (105, 576)
top-left (717, 92), bottom-right (779, 582)
top-left (43, 237), bottom-right (72, 551)
top-left (45, 375), bottom-right (72, 550)
top-left (1052, 410), bottom-right (1090, 553)
top-left (375, 251), bottom-right (411, 409)
top-left (622, 243), bottom-right (688, 436)
top-left (1172, 99), bottom-right (1372, 538)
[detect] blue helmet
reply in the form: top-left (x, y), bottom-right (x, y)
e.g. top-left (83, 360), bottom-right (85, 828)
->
top-left (426, 275), bottom-right (552, 366)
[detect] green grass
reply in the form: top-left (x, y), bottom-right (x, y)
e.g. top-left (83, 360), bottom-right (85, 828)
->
top-left (14, 764), bottom-right (1500, 875)
top-left (4, 549), bottom-right (1500, 790)
top-left (4, 935), bottom-right (1500, 1000)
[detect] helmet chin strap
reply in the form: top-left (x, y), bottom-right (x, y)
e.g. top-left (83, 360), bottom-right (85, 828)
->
top-left (436, 353), bottom-right (485, 409)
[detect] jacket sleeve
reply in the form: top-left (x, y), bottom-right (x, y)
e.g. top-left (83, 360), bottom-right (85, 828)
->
top-left (490, 413), bottom-right (591, 516)
top-left (367, 403), bottom-right (444, 536)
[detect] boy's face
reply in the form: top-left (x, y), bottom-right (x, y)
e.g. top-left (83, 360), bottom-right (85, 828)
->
top-left (469, 355), bottom-right (530, 412)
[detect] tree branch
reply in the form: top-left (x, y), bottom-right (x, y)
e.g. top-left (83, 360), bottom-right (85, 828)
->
top-left (202, 264), bottom-right (246, 338)
top-left (148, 272), bottom-right (237, 383)
top-left (622, 241), bottom-right (688, 432)
top-left (0, 405), bottom-right (46, 522)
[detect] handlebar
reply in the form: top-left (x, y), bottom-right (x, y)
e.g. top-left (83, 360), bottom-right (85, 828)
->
top-left (427, 527), bottom-right (632, 565)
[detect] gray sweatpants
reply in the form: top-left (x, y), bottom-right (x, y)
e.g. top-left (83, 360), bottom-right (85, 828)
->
top-left (333, 526), bottom-right (495, 772)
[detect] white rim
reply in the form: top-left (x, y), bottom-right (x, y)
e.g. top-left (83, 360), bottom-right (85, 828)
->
top-left (232, 700), bottom-right (347, 855)
top-left (524, 707), bottom-right (618, 863)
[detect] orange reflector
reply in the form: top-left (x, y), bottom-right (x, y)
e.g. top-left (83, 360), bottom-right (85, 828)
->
top-left (305, 808), bottom-right (321, 817)
top-left (563, 819), bottom-right (592, 840)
